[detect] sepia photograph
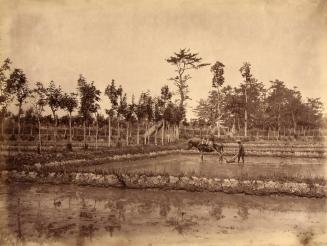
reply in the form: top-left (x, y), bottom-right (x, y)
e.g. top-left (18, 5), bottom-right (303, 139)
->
top-left (0, 0), bottom-right (326, 245)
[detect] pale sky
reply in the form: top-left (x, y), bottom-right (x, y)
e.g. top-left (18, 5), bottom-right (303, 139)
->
top-left (1, 0), bottom-right (327, 119)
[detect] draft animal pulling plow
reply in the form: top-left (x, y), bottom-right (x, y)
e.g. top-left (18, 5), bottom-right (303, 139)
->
top-left (187, 137), bottom-right (224, 161)
top-left (187, 137), bottom-right (245, 164)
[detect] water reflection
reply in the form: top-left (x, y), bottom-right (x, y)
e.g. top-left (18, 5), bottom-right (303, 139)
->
top-left (209, 205), bottom-right (224, 221)
top-left (0, 183), bottom-right (326, 245)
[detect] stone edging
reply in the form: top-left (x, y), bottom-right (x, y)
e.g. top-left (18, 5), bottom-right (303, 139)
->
top-left (1, 170), bottom-right (326, 198)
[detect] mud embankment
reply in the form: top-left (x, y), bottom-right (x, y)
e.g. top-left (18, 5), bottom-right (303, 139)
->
top-left (1, 170), bottom-right (326, 198)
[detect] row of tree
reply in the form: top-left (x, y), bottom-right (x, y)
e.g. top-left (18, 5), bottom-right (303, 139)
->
top-left (194, 61), bottom-right (324, 137)
top-left (1, 49), bottom-right (324, 146)
top-left (0, 58), bottom-right (191, 149)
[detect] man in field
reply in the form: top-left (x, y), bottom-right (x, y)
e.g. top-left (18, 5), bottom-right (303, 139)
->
top-left (237, 140), bottom-right (245, 164)
top-left (213, 139), bottom-right (224, 163)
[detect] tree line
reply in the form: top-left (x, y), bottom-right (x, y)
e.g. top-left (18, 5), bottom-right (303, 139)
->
top-left (194, 61), bottom-right (324, 138)
top-left (0, 51), bottom-right (200, 149)
top-left (0, 49), bottom-right (325, 148)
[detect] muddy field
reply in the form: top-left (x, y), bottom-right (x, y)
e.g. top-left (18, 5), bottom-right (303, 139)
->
top-left (81, 154), bottom-right (327, 181)
top-left (0, 183), bottom-right (326, 246)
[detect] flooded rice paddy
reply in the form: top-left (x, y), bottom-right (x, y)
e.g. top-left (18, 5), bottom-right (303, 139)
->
top-left (0, 183), bottom-right (326, 246)
top-left (81, 154), bottom-right (327, 180)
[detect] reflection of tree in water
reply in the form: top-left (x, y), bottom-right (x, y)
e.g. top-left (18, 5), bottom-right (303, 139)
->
top-left (76, 198), bottom-right (99, 245)
top-left (116, 200), bottom-right (126, 222)
top-left (103, 200), bottom-right (124, 237)
top-left (137, 201), bottom-right (155, 217)
top-left (16, 198), bottom-right (24, 242)
top-left (209, 204), bottom-right (225, 221)
top-left (237, 206), bottom-right (249, 221)
top-left (159, 202), bottom-right (170, 218)
top-left (104, 214), bottom-right (122, 237)
top-left (166, 207), bottom-right (198, 235)
top-left (76, 224), bottom-right (97, 246)
top-left (34, 196), bottom-right (47, 239)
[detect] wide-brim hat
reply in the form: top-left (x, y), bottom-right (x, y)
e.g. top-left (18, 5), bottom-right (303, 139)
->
top-left (236, 139), bottom-right (241, 143)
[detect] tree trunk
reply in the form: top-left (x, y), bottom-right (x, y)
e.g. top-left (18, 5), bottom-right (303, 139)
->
top-left (277, 105), bottom-right (281, 139)
top-left (237, 117), bottom-right (240, 133)
top-left (144, 121), bottom-right (148, 144)
top-left (147, 122), bottom-right (150, 144)
top-left (108, 116), bottom-right (111, 147)
top-left (18, 104), bottom-right (22, 138)
top-left (161, 120), bottom-right (165, 145)
top-left (38, 118), bottom-right (41, 151)
top-left (291, 112), bottom-right (297, 134)
top-left (172, 124), bottom-right (175, 142)
top-left (117, 118), bottom-right (120, 138)
top-left (69, 113), bottom-right (72, 143)
top-left (217, 86), bottom-right (221, 138)
top-left (95, 117), bottom-right (98, 150)
top-left (154, 126), bottom-right (158, 145)
top-left (83, 120), bottom-right (86, 148)
top-left (126, 121), bottom-right (129, 146)
top-left (244, 89), bottom-right (248, 137)
top-left (53, 113), bottom-right (57, 149)
top-left (136, 121), bottom-right (140, 145)
top-left (1, 118), bottom-right (4, 137)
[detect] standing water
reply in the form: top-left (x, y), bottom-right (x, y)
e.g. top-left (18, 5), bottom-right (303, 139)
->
top-left (0, 183), bottom-right (326, 246)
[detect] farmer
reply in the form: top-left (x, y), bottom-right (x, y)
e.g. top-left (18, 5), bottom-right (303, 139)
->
top-left (217, 141), bottom-right (224, 162)
top-left (237, 140), bottom-right (245, 164)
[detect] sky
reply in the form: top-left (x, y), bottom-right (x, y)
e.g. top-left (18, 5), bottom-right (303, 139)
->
top-left (0, 0), bottom-right (327, 119)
